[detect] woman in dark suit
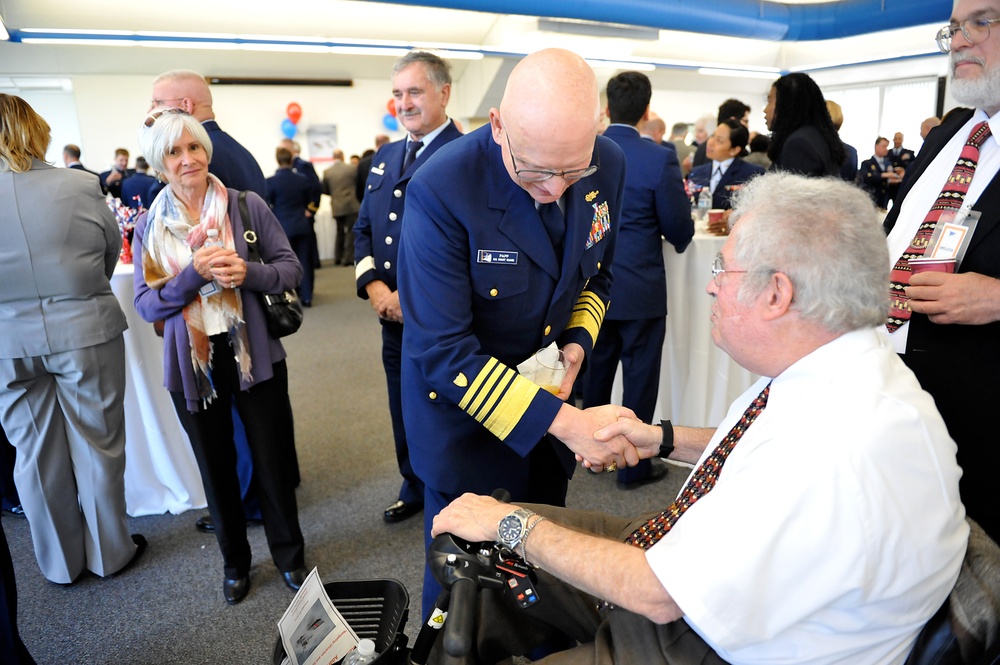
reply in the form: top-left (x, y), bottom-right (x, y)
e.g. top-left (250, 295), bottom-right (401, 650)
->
top-left (687, 118), bottom-right (765, 210)
top-left (134, 109), bottom-right (307, 604)
top-left (764, 72), bottom-right (845, 178)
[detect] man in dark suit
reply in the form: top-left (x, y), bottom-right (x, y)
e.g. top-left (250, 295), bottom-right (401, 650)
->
top-left (887, 131), bottom-right (916, 205)
top-left (582, 71), bottom-right (692, 489)
top-left (99, 148), bottom-right (135, 200)
top-left (882, 0), bottom-right (1000, 543)
top-left (148, 69), bottom-right (277, 534)
top-left (279, 139), bottom-right (321, 268)
top-left (397, 48), bottom-right (634, 617)
top-left (267, 148), bottom-right (322, 306)
top-left (356, 134), bottom-right (391, 203)
top-left (62, 144), bottom-right (99, 176)
top-left (354, 52), bottom-right (463, 528)
top-left (119, 156), bottom-right (158, 212)
top-left (860, 137), bottom-right (900, 210)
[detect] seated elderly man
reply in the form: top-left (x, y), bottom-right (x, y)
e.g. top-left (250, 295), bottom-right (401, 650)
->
top-left (432, 172), bottom-right (968, 665)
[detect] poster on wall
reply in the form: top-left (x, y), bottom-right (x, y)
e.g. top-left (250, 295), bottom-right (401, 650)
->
top-left (306, 124), bottom-right (338, 164)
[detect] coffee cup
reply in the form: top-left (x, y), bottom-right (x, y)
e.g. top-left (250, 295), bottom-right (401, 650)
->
top-left (909, 257), bottom-right (956, 275)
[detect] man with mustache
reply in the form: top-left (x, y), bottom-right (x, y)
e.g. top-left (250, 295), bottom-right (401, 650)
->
top-left (353, 51), bottom-right (463, 526)
top-left (883, 0), bottom-right (1000, 542)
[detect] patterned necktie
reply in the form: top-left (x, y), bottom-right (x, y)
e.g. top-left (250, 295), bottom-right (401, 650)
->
top-left (402, 140), bottom-right (423, 172)
top-left (539, 201), bottom-right (565, 257)
top-left (886, 121), bottom-right (992, 332)
top-left (624, 382), bottom-right (771, 550)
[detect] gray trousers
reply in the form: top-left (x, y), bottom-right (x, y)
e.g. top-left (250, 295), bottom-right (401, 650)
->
top-left (0, 336), bottom-right (135, 583)
top-left (442, 504), bottom-right (728, 665)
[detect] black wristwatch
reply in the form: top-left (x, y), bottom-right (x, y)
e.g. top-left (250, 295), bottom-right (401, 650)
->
top-left (657, 420), bottom-right (674, 458)
top-left (497, 508), bottom-right (535, 550)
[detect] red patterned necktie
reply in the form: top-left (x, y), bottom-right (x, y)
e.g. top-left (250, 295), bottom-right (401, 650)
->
top-left (886, 121), bottom-right (992, 332)
top-left (624, 382), bottom-right (771, 550)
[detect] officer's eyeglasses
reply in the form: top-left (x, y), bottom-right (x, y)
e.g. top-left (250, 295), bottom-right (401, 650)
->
top-left (503, 127), bottom-right (599, 182)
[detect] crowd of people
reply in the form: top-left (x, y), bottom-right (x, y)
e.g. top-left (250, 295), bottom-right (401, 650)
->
top-left (2, 0), bottom-right (1000, 659)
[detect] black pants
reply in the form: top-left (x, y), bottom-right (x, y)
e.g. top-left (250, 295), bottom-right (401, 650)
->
top-left (171, 336), bottom-right (304, 579)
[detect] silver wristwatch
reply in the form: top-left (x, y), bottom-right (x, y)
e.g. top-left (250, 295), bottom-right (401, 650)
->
top-left (497, 508), bottom-right (535, 550)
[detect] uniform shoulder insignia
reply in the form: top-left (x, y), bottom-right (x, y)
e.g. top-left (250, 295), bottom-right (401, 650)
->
top-left (454, 373), bottom-right (469, 388)
top-left (585, 190), bottom-right (598, 202)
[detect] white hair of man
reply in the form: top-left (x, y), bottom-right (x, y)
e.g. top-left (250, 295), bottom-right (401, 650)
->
top-left (138, 111), bottom-right (214, 175)
top-left (728, 172), bottom-right (889, 334)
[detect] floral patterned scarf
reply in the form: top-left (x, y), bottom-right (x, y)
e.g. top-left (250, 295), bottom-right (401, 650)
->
top-left (141, 173), bottom-right (252, 406)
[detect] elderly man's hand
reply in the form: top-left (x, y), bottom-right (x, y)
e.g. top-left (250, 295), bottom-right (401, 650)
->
top-left (550, 404), bottom-right (640, 472)
top-left (906, 271), bottom-right (1000, 325)
top-left (431, 494), bottom-right (512, 543)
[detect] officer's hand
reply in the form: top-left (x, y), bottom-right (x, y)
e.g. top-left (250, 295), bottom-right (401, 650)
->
top-left (556, 343), bottom-right (584, 400)
top-left (550, 403), bottom-right (640, 472)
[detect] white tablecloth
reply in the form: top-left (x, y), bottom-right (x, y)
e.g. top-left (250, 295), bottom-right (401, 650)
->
top-left (111, 263), bottom-right (206, 517)
top-left (613, 233), bottom-right (757, 428)
top-left (659, 233), bottom-right (758, 427)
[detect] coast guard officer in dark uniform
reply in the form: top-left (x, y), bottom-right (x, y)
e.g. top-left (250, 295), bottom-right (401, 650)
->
top-left (583, 71), bottom-right (693, 489)
top-left (397, 48), bottom-right (638, 616)
top-left (354, 51), bottom-right (463, 525)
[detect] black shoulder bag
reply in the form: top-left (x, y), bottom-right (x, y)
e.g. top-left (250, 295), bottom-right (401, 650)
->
top-left (238, 191), bottom-right (304, 338)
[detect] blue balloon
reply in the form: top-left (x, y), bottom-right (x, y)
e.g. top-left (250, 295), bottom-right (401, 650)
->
top-left (382, 114), bottom-right (398, 132)
top-left (281, 118), bottom-right (297, 139)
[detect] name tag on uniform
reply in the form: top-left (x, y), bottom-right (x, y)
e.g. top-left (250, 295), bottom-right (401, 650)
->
top-left (371, 166), bottom-right (384, 175)
top-left (477, 250), bottom-right (518, 265)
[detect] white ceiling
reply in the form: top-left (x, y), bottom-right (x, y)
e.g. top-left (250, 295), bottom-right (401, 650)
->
top-left (0, 0), bottom-right (949, 94)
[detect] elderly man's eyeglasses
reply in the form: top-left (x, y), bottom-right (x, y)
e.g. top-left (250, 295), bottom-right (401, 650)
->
top-left (711, 253), bottom-right (749, 287)
top-left (503, 129), bottom-right (599, 182)
top-left (143, 107), bottom-right (190, 128)
top-left (936, 17), bottom-right (1000, 53)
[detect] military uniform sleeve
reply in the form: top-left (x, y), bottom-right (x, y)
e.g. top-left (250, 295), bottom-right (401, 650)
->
top-left (558, 156), bottom-right (625, 360)
top-left (353, 183), bottom-right (377, 299)
top-left (398, 178), bottom-right (564, 455)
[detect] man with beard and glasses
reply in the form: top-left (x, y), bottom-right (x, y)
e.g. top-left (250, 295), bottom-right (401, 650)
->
top-left (882, 0), bottom-right (1000, 543)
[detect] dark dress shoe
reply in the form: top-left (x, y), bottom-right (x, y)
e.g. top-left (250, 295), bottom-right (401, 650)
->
top-left (282, 568), bottom-right (307, 591)
top-left (301, 300), bottom-right (312, 308)
top-left (617, 458), bottom-right (669, 490)
top-left (113, 534), bottom-right (147, 576)
top-left (198, 516), bottom-right (263, 534)
top-left (383, 500), bottom-right (423, 523)
top-left (224, 576), bottom-right (250, 604)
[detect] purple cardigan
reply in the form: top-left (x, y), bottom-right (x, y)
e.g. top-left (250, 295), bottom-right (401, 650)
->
top-left (133, 189), bottom-right (303, 412)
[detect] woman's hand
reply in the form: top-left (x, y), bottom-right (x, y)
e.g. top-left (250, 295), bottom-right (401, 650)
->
top-left (191, 246), bottom-right (230, 282)
top-left (208, 251), bottom-right (248, 289)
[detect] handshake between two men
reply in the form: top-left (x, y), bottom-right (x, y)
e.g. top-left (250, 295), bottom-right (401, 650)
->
top-left (539, 342), bottom-right (708, 474)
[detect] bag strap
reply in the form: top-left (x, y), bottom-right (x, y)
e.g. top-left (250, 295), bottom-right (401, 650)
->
top-left (239, 190), bottom-right (264, 265)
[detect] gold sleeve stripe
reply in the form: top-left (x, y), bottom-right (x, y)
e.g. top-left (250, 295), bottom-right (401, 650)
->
top-left (482, 373), bottom-right (539, 441)
top-left (458, 357), bottom-right (540, 441)
top-left (459, 357), bottom-right (500, 412)
top-left (566, 290), bottom-right (607, 346)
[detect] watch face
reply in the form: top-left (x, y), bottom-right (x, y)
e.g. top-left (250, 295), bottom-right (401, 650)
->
top-left (498, 514), bottom-right (524, 546)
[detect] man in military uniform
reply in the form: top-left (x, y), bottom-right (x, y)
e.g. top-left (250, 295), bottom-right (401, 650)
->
top-left (353, 51), bottom-right (463, 526)
top-left (397, 48), bottom-right (634, 616)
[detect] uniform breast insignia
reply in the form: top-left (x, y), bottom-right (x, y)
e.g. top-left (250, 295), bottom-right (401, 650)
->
top-left (477, 249), bottom-right (519, 265)
top-left (585, 190), bottom-right (599, 202)
top-left (586, 201), bottom-right (611, 249)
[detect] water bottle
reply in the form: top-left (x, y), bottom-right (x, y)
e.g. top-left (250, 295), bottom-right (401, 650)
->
top-left (697, 187), bottom-right (711, 223)
top-left (199, 229), bottom-right (224, 297)
top-left (343, 638), bottom-right (377, 665)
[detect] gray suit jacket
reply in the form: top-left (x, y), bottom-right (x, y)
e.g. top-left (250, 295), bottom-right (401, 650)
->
top-left (321, 160), bottom-right (360, 218)
top-left (0, 159), bottom-right (127, 358)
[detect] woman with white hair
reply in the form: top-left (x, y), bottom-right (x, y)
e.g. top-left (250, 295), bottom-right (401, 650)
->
top-left (134, 108), bottom-right (307, 604)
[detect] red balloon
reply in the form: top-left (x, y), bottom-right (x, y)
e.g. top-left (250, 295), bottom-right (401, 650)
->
top-left (387, 98), bottom-right (397, 118)
top-left (286, 102), bottom-right (302, 124)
